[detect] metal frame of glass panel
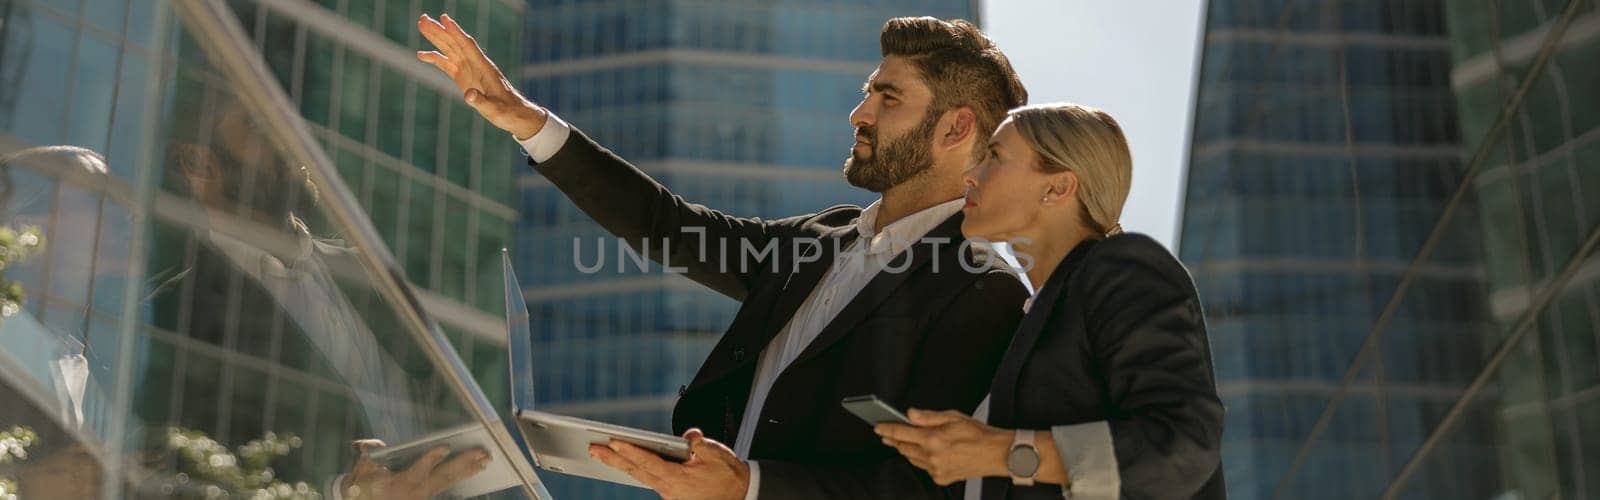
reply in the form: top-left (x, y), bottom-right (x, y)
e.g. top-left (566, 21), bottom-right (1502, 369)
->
top-left (133, 1), bottom-right (552, 497)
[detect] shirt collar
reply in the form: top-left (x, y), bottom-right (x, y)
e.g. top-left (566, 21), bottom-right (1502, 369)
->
top-left (852, 198), bottom-right (966, 255)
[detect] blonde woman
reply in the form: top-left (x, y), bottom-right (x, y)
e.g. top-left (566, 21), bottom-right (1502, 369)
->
top-left (877, 104), bottom-right (1225, 500)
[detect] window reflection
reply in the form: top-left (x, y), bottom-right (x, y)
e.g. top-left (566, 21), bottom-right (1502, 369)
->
top-left (0, 0), bottom-right (516, 497)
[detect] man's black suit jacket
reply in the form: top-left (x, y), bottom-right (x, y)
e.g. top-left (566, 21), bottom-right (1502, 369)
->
top-left (982, 234), bottom-right (1225, 500)
top-left (530, 127), bottom-right (1029, 498)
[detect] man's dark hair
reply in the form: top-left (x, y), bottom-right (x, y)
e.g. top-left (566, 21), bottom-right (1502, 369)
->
top-left (879, 17), bottom-right (1028, 160)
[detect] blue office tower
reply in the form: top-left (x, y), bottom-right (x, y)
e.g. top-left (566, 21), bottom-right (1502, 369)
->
top-left (1180, 0), bottom-right (1500, 498)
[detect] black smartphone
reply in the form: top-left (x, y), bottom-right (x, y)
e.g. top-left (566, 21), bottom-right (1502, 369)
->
top-left (841, 395), bottom-right (912, 426)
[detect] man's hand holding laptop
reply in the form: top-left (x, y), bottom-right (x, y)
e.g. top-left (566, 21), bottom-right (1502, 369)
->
top-left (589, 428), bottom-right (751, 500)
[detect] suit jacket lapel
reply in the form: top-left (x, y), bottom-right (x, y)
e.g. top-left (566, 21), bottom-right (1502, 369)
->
top-left (990, 239), bottom-right (1096, 424)
top-left (760, 226), bottom-right (859, 342)
top-left (786, 214), bottom-right (965, 369)
top-left (690, 226), bottom-right (857, 389)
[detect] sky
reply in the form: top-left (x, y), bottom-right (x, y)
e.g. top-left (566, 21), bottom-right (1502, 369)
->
top-left (983, 1), bottom-right (1207, 250)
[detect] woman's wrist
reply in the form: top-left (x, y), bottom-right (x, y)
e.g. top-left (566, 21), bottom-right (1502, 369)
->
top-left (1031, 431), bottom-right (1070, 486)
top-left (987, 427), bottom-right (1019, 478)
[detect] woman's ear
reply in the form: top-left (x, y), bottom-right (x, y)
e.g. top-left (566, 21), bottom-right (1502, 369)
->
top-left (1042, 171), bottom-right (1079, 204)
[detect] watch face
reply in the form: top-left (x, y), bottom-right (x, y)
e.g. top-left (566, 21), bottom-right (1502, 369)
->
top-left (1007, 445), bottom-right (1041, 477)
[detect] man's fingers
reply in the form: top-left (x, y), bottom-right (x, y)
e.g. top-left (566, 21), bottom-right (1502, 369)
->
top-left (417, 15), bottom-right (455, 55)
top-left (348, 439), bottom-right (388, 478)
top-left (606, 440), bottom-right (677, 478)
top-left (438, 14), bottom-right (476, 49)
top-left (681, 428), bottom-right (739, 467)
top-left (421, 450), bottom-right (490, 493)
top-left (591, 444), bottom-right (664, 488)
top-left (682, 429), bottom-right (716, 454)
top-left (352, 439), bottom-right (388, 455)
top-left (416, 51), bottom-right (457, 76)
top-left (402, 447), bottom-right (453, 480)
top-left (438, 13), bottom-right (486, 62)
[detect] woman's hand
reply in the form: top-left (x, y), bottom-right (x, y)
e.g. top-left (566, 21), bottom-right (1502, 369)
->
top-left (875, 409), bottom-right (1014, 486)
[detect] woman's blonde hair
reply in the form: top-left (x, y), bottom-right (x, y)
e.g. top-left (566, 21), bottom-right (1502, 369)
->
top-left (1008, 103), bottom-right (1132, 237)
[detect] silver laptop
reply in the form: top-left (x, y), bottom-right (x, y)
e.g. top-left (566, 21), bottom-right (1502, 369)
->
top-left (503, 251), bottom-right (691, 489)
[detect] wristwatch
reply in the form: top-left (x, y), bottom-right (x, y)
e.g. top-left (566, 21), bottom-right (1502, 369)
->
top-left (1007, 429), bottom-right (1041, 486)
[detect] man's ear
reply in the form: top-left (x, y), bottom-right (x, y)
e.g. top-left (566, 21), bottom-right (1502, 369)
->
top-left (939, 107), bottom-right (978, 150)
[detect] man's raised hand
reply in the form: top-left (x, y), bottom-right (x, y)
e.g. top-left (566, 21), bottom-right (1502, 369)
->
top-left (416, 13), bottom-right (546, 139)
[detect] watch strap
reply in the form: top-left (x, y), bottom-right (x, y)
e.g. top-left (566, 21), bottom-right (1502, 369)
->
top-left (1010, 429), bottom-right (1038, 486)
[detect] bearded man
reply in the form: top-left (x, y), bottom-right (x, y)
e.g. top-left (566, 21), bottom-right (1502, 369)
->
top-left (409, 13), bottom-right (1031, 500)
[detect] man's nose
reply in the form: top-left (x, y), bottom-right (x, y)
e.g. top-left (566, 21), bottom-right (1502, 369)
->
top-left (850, 99), bottom-right (874, 129)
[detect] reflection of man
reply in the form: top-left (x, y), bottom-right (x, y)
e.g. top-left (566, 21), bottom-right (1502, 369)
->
top-left (157, 104), bottom-right (488, 499)
top-left (163, 105), bottom-right (438, 436)
top-left (415, 12), bottom-right (1030, 499)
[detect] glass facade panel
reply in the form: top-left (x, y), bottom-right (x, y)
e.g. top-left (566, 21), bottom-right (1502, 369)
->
top-left (0, 0), bottom-right (539, 497)
top-left (1188, 0), bottom-right (1600, 498)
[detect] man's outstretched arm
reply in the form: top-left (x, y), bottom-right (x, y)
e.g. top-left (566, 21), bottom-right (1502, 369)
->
top-left (415, 13), bottom-right (797, 299)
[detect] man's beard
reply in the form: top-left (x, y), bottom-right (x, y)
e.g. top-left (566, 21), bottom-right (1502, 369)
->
top-left (843, 113), bottom-right (938, 193)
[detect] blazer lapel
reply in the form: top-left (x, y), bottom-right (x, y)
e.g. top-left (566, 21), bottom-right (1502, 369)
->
top-left (760, 226), bottom-right (859, 342)
top-left (785, 214), bottom-right (965, 369)
top-left (690, 226), bottom-right (857, 389)
top-left (989, 239), bottom-right (1096, 424)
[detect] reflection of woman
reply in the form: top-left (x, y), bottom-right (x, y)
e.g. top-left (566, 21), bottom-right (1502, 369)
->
top-left (877, 104), bottom-right (1224, 500)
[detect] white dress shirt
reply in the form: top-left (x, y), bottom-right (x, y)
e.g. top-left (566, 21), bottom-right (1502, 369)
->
top-left (519, 114), bottom-right (966, 500)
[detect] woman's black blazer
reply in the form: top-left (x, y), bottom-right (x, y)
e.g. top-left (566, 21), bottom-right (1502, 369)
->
top-left (981, 233), bottom-right (1226, 500)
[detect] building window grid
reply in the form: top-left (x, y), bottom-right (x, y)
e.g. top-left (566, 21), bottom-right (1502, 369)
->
top-left (5, 188), bottom-right (477, 489)
top-left (0, 0), bottom-right (505, 467)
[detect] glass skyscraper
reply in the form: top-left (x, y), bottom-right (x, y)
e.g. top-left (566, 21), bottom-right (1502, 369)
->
top-left (1430, 1), bottom-right (1600, 498)
top-left (1181, 0), bottom-right (1498, 498)
top-left (0, 0), bottom-right (544, 498)
top-left (219, 0), bottom-right (528, 409)
top-left (512, 1), bottom-right (976, 498)
top-left (1185, 0), bottom-right (1600, 499)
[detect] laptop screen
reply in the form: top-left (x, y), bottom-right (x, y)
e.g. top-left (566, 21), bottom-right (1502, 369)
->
top-left (503, 250), bottom-right (536, 412)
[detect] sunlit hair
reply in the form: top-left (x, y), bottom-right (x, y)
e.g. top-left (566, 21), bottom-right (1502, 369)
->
top-left (880, 16), bottom-right (1027, 162)
top-left (1009, 103), bottom-right (1132, 237)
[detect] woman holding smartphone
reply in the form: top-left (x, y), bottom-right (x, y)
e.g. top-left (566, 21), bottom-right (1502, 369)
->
top-left (876, 103), bottom-right (1225, 500)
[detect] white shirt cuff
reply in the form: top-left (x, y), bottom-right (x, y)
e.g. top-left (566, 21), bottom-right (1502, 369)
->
top-left (1050, 421), bottom-right (1119, 500)
top-left (326, 473), bottom-right (348, 500)
top-left (743, 460), bottom-right (761, 500)
top-left (515, 112), bottom-right (571, 163)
